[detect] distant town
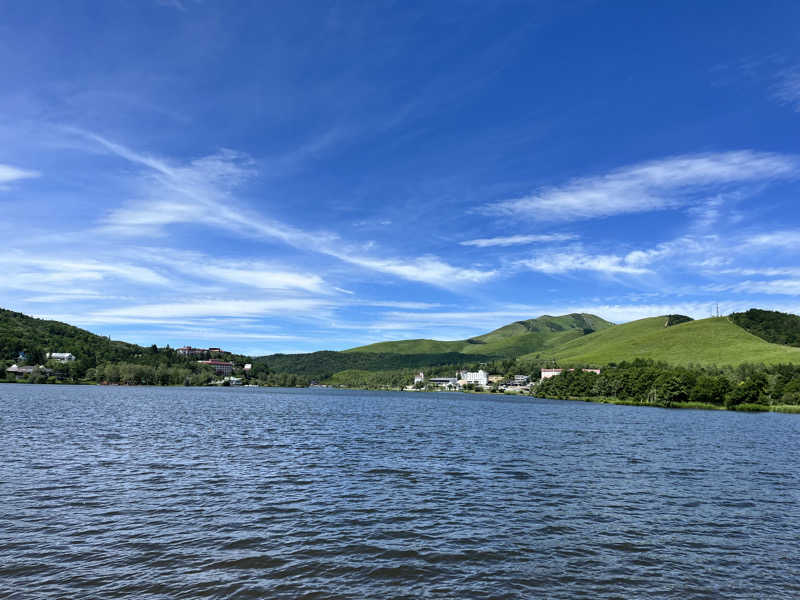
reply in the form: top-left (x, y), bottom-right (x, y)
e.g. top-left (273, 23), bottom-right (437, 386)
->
top-left (5, 345), bottom-right (254, 387)
top-left (5, 343), bottom-right (604, 393)
top-left (406, 367), bottom-right (602, 393)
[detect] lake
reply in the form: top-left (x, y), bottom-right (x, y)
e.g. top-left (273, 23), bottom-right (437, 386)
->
top-left (1, 384), bottom-right (799, 599)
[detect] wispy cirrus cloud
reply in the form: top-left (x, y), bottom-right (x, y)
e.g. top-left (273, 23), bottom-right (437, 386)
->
top-left (92, 298), bottom-right (331, 321)
top-left (483, 151), bottom-right (799, 222)
top-left (324, 251), bottom-right (495, 285)
top-left (0, 163), bottom-right (40, 187)
top-left (711, 279), bottom-right (800, 296)
top-left (772, 67), bottom-right (800, 111)
top-left (518, 250), bottom-right (651, 275)
top-left (87, 132), bottom-right (490, 288)
top-left (460, 233), bottom-right (577, 247)
top-left (515, 236), bottom-right (730, 278)
top-left (136, 250), bottom-right (332, 295)
top-left (745, 230), bottom-right (800, 248)
top-left (0, 255), bottom-right (170, 295)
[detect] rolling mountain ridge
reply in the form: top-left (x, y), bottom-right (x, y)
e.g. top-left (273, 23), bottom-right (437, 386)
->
top-left (345, 313), bottom-right (615, 358)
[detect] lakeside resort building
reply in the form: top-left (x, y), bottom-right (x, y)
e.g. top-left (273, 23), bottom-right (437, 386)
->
top-left (428, 376), bottom-right (459, 389)
top-left (459, 369), bottom-right (489, 387)
top-left (6, 364), bottom-right (54, 379)
top-left (540, 368), bottom-right (601, 380)
top-left (178, 346), bottom-right (227, 356)
top-left (198, 359), bottom-right (234, 376)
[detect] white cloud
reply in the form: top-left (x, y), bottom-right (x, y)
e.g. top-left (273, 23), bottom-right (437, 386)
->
top-left (718, 267), bottom-right (800, 277)
top-left (200, 266), bottom-right (327, 293)
top-left (773, 67), bottom-right (800, 111)
top-left (0, 164), bottom-right (40, 185)
top-left (719, 279), bottom-right (800, 296)
top-left (460, 233), bottom-right (577, 247)
top-left (331, 252), bottom-right (496, 285)
top-left (518, 250), bottom-right (651, 275)
top-left (484, 151), bottom-right (799, 222)
top-left (139, 251), bottom-right (331, 294)
top-left (91, 298), bottom-right (329, 320)
top-left (358, 300), bottom-right (442, 309)
top-left (623, 236), bottom-right (717, 268)
top-left (745, 230), bottom-right (800, 248)
top-left (0, 255), bottom-right (170, 294)
top-left (23, 293), bottom-right (109, 303)
top-left (87, 133), bottom-right (485, 288)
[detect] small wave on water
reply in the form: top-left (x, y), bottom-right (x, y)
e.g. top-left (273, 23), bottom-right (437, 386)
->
top-left (1, 385), bottom-right (800, 599)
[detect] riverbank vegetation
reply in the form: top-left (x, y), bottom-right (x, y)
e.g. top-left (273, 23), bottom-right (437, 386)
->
top-left (535, 359), bottom-right (800, 411)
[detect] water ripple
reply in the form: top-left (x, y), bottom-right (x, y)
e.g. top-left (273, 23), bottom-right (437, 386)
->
top-left (1, 385), bottom-right (799, 599)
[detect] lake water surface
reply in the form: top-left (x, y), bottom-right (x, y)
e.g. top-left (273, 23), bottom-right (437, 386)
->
top-left (1, 384), bottom-right (799, 599)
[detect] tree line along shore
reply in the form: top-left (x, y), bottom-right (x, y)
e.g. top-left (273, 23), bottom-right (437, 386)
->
top-left (4, 306), bottom-right (800, 412)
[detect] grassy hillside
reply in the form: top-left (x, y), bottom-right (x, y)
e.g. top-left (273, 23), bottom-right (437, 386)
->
top-left (346, 313), bottom-right (614, 358)
top-left (535, 316), bottom-right (800, 366)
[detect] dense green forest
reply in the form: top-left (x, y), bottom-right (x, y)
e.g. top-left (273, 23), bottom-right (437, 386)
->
top-left (1, 307), bottom-right (143, 368)
top-left (535, 359), bottom-right (800, 410)
top-left (251, 350), bottom-right (494, 379)
top-left (665, 314), bottom-right (693, 327)
top-left (730, 308), bottom-right (800, 347)
top-left (0, 308), bottom-right (246, 384)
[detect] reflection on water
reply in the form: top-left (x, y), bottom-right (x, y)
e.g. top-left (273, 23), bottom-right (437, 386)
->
top-left (1, 385), bottom-right (799, 598)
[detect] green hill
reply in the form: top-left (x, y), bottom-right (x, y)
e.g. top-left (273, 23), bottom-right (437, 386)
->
top-left (252, 350), bottom-right (494, 379)
top-left (730, 308), bottom-right (800, 347)
top-left (345, 313), bottom-right (614, 358)
top-left (0, 307), bottom-right (245, 385)
top-left (534, 315), bottom-right (800, 366)
top-left (0, 307), bottom-right (143, 367)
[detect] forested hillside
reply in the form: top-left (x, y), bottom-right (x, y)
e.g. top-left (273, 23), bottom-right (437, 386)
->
top-left (536, 359), bottom-right (800, 410)
top-left (250, 351), bottom-right (494, 380)
top-left (730, 309), bottom-right (800, 347)
top-left (0, 308), bottom-right (142, 367)
top-left (0, 308), bottom-right (236, 384)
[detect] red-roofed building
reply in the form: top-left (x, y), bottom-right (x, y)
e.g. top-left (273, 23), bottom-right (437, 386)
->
top-left (177, 346), bottom-right (206, 356)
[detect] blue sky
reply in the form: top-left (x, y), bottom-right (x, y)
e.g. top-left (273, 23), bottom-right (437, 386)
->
top-left (3, 1), bottom-right (800, 354)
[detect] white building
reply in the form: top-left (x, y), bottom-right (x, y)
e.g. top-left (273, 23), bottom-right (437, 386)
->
top-left (414, 372), bottom-right (424, 385)
top-left (540, 368), bottom-right (563, 380)
top-left (6, 364), bottom-right (53, 378)
top-left (177, 346), bottom-right (206, 356)
top-left (513, 374), bottom-right (530, 384)
top-left (540, 368), bottom-right (601, 380)
top-left (47, 352), bottom-right (75, 362)
top-left (428, 377), bottom-right (459, 389)
top-left (459, 369), bottom-right (488, 387)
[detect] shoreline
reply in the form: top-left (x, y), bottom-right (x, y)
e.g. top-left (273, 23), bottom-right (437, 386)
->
top-left (4, 380), bottom-right (800, 413)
